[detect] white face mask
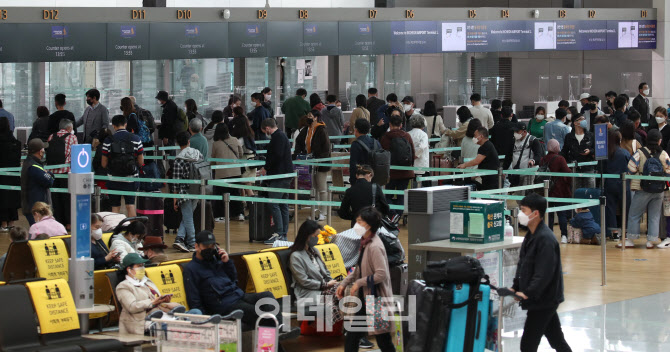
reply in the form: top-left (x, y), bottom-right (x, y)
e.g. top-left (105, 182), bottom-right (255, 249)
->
top-left (643, 89), bottom-right (650, 96)
top-left (472, 137), bottom-right (480, 145)
top-left (403, 104), bottom-right (412, 113)
top-left (536, 114), bottom-right (545, 120)
top-left (353, 223), bottom-right (367, 237)
top-left (514, 132), bottom-right (523, 140)
top-left (91, 228), bottom-right (103, 241)
top-left (265, 94), bottom-right (271, 101)
top-left (566, 114), bottom-right (572, 121)
top-left (656, 117), bottom-right (666, 125)
top-left (518, 210), bottom-right (534, 226)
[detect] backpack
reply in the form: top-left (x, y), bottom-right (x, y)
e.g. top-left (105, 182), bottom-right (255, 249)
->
top-left (390, 136), bottom-right (413, 166)
top-left (139, 162), bottom-right (163, 192)
top-left (534, 154), bottom-right (560, 195)
top-left (379, 231), bottom-right (405, 266)
top-left (173, 108), bottom-right (188, 134)
top-left (422, 256), bottom-right (488, 286)
top-left (108, 135), bottom-right (137, 177)
top-left (135, 114), bottom-right (152, 144)
top-left (640, 148), bottom-right (666, 193)
top-left (46, 133), bottom-right (67, 165)
top-left (187, 158), bottom-right (213, 195)
top-left (137, 107), bottom-right (155, 132)
top-left (355, 139), bottom-right (390, 186)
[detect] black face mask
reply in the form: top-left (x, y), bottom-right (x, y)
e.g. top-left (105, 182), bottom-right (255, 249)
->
top-left (201, 247), bottom-right (220, 262)
top-left (86, 99), bottom-right (94, 106)
top-left (306, 118), bottom-right (314, 125)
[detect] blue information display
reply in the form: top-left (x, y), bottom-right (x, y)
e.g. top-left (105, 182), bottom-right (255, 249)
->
top-left (75, 194), bottom-right (91, 257)
top-left (71, 144), bottom-right (92, 174)
top-left (594, 123), bottom-right (608, 161)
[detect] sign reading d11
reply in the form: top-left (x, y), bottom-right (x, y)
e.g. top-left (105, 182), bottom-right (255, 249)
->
top-left (594, 123), bottom-right (608, 161)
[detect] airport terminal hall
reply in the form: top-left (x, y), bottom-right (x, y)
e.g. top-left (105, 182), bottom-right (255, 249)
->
top-left (2, 0), bottom-right (670, 351)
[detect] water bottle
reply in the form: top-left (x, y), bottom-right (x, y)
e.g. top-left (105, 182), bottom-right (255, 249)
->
top-left (505, 220), bottom-right (514, 238)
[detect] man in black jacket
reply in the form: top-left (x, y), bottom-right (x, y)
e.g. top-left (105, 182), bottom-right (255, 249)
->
top-left (633, 82), bottom-right (653, 127)
top-left (490, 106), bottom-right (515, 157)
top-left (349, 119), bottom-right (381, 177)
top-left (512, 193), bottom-right (571, 352)
top-left (366, 88), bottom-right (385, 128)
top-left (338, 165), bottom-right (389, 227)
top-left (156, 90), bottom-right (179, 146)
top-left (259, 118), bottom-right (293, 244)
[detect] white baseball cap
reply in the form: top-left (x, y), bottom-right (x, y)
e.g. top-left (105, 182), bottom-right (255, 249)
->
top-left (579, 93), bottom-right (590, 100)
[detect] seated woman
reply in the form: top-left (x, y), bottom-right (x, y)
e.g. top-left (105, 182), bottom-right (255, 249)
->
top-left (91, 213), bottom-right (120, 270)
top-left (110, 221), bottom-right (146, 261)
top-left (338, 165), bottom-right (389, 228)
top-left (116, 253), bottom-right (200, 335)
top-left (289, 220), bottom-right (342, 326)
top-left (28, 202), bottom-right (67, 239)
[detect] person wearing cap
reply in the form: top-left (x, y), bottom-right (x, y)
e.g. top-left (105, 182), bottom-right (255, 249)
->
top-left (116, 253), bottom-right (199, 335)
top-left (544, 109), bottom-right (571, 150)
top-left (469, 93), bottom-right (494, 129)
top-left (75, 89), bottom-right (109, 144)
top-left (561, 114), bottom-right (595, 190)
top-left (139, 236), bottom-right (168, 265)
top-left (633, 82), bottom-right (652, 125)
top-left (503, 123), bottom-right (544, 188)
top-left (184, 231), bottom-right (284, 328)
top-left (20, 139), bottom-right (55, 225)
top-left (579, 93), bottom-right (591, 115)
top-left (321, 94), bottom-right (344, 137)
top-left (156, 90), bottom-right (180, 147)
top-left (401, 96), bottom-right (422, 132)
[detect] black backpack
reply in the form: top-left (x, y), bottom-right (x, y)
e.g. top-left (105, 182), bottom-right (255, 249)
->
top-left (390, 136), bottom-right (413, 166)
top-left (108, 136), bottom-right (137, 177)
top-left (640, 148), bottom-right (666, 193)
top-left (422, 256), bottom-right (488, 286)
top-left (45, 133), bottom-right (67, 165)
top-left (534, 154), bottom-right (559, 195)
top-left (355, 139), bottom-right (390, 186)
top-left (379, 231), bottom-right (405, 266)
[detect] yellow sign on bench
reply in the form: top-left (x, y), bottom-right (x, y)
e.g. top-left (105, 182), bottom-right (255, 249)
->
top-left (145, 265), bottom-right (189, 310)
top-left (26, 279), bottom-right (80, 334)
top-left (28, 239), bottom-right (69, 281)
top-left (243, 253), bottom-right (288, 299)
top-left (315, 244), bottom-right (348, 280)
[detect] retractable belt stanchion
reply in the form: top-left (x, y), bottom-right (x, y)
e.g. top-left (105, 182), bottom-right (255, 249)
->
top-left (511, 207), bottom-right (519, 236)
top-left (327, 188), bottom-right (333, 226)
top-left (224, 193), bottom-right (231, 252)
top-left (498, 167), bottom-right (504, 189)
top-left (571, 160), bottom-right (578, 198)
top-left (294, 175), bottom-right (298, 240)
top-left (621, 173), bottom-right (627, 252)
top-left (544, 180), bottom-right (550, 225)
top-left (600, 195), bottom-right (607, 286)
top-left (94, 185), bottom-right (101, 213)
top-left (200, 179), bottom-right (206, 231)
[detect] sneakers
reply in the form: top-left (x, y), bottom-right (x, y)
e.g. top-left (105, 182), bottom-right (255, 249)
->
top-left (188, 245), bottom-right (196, 252)
top-left (237, 214), bottom-right (246, 221)
top-left (561, 235), bottom-right (568, 244)
top-left (610, 232), bottom-right (620, 241)
top-left (264, 233), bottom-right (280, 245)
top-left (646, 241), bottom-right (656, 249)
top-left (359, 337), bottom-right (374, 349)
top-left (657, 238), bottom-right (670, 249)
top-left (615, 239), bottom-right (635, 248)
top-left (173, 240), bottom-right (189, 253)
top-left (316, 214), bottom-right (327, 222)
top-left (215, 217), bottom-right (226, 223)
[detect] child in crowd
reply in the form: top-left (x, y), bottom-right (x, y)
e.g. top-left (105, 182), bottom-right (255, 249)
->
top-left (568, 207), bottom-right (601, 245)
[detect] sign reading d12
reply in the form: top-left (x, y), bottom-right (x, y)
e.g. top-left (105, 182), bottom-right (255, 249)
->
top-left (71, 144), bottom-right (92, 174)
top-left (594, 123), bottom-right (608, 161)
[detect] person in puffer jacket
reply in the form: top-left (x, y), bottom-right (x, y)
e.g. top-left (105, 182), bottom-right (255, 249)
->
top-left (569, 208), bottom-right (601, 240)
top-left (320, 94), bottom-right (344, 137)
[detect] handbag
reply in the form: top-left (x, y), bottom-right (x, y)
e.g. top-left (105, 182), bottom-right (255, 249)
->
top-left (365, 275), bottom-right (391, 331)
top-left (429, 115), bottom-right (440, 147)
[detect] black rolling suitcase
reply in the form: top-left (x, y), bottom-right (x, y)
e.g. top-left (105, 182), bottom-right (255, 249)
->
top-left (194, 200), bottom-right (215, 233)
top-left (137, 194), bottom-right (164, 238)
top-left (390, 263), bottom-right (409, 296)
top-left (248, 197), bottom-right (274, 242)
top-left (404, 280), bottom-right (452, 352)
top-left (163, 198), bottom-right (181, 234)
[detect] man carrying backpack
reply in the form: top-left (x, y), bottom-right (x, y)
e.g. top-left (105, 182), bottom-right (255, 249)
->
top-left (156, 90), bottom-right (181, 147)
top-left (171, 131), bottom-right (205, 252)
top-left (46, 119), bottom-right (77, 229)
top-left (101, 115), bottom-right (144, 218)
top-left (622, 129), bottom-right (670, 249)
top-left (380, 109), bottom-right (415, 217)
top-left (350, 119), bottom-right (386, 180)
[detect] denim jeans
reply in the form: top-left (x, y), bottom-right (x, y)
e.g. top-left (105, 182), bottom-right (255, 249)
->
top-left (627, 190), bottom-right (663, 241)
top-left (267, 178), bottom-right (292, 237)
top-left (547, 210), bottom-right (570, 238)
top-left (177, 199), bottom-right (198, 246)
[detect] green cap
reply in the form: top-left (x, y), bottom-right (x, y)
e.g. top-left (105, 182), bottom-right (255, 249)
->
top-left (122, 253), bottom-right (149, 269)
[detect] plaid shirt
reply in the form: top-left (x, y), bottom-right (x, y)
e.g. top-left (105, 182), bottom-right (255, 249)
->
top-left (170, 158), bottom-right (192, 196)
top-left (47, 129), bottom-right (78, 174)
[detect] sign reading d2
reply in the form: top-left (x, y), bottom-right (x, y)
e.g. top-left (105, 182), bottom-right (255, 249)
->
top-left (594, 123), bottom-right (608, 161)
top-left (71, 144), bottom-right (92, 174)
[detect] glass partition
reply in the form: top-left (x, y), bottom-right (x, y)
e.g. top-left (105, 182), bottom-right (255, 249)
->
top-left (131, 60), bottom-right (168, 119)
top-left (383, 55), bottom-right (411, 99)
top-left (96, 61), bottom-right (131, 117)
top-left (47, 61), bottom-right (97, 122)
top-left (0, 63), bottom-right (41, 128)
top-left (349, 55), bottom-right (377, 107)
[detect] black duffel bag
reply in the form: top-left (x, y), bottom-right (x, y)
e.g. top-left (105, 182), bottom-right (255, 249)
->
top-left (423, 256), bottom-right (488, 286)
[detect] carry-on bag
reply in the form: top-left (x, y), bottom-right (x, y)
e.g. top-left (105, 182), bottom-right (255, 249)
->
top-left (137, 194), bottom-right (164, 238)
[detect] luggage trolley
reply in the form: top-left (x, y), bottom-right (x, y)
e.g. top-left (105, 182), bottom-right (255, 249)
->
top-left (150, 310), bottom-right (244, 352)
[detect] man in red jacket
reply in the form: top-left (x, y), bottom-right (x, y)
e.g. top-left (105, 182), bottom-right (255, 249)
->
top-left (380, 108), bottom-right (415, 217)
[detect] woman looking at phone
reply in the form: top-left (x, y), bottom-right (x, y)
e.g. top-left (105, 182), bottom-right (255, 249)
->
top-left (116, 253), bottom-right (201, 335)
top-left (90, 213), bottom-right (121, 270)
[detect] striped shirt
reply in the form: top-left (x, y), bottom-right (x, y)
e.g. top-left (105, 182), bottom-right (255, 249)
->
top-left (101, 129), bottom-right (144, 178)
top-left (47, 129), bottom-right (78, 174)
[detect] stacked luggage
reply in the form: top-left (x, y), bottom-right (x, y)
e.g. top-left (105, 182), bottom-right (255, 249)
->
top-left (405, 256), bottom-right (493, 352)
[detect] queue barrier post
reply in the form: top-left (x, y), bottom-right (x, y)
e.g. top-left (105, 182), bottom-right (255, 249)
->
top-left (571, 160), bottom-right (578, 198)
top-left (294, 175), bottom-right (298, 240)
top-left (544, 180), bottom-right (550, 225)
top-left (327, 188), bottom-right (333, 226)
top-left (310, 188), bottom-right (316, 220)
top-left (224, 193), bottom-right (231, 253)
top-left (94, 185), bottom-right (101, 213)
top-left (600, 195), bottom-right (607, 286)
top-left (621, 173), bottom-right (627, 252)
top-left (200, 179), bottom-right (206, 232)
top-left (498, 167), bottom-right (504, 189)
top-left (511, 207), bottom-right (519, 236)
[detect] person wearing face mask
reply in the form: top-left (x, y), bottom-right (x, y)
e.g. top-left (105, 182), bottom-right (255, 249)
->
top-left (248, 93), bottom-right (271, 141)
top-left (457, 127), bottom-right (500, 191)
top-left (604, 91), bottom-right (618, 116)
top-left (76, 89), bottom-right (110, 144)
top-left (109, 221), bottom-right (146, 262)
top-left (633, 82), bottom-right (652, 126)
top-left (337, 207), bottom-right (396, 352)
top-left (459, 118), bottom-right (483, 170)
top-left (583, 96), bottom-right (604, 131)
top-left (578, 93), bottom-right (591, 115)
top-left (508, 193), bottom-right (571, 352)
top-left (543, 109), bottom-right (571, 150)
top-left (289, 220), bottom-right (343, 326)
top-left (401, 96), bottom-right (422, 132)
top-left (258, 118), bottom-right (293, 244)
top-left (561, 114), bottom-right (596, 189)
top-left (222, 95), bottom-right (242, 123)
top-left (653, 107), bottom-right (670, 150)
top-left (20, 139), bottom-right (55, 225)
top-left (294, 110), bottom-right (331, 221)
top-left (528, 106), bottom-right (548, 140)
top-left (117, 253), bottom-right (199, 335)
top-left (45, 118), bottom-right (78, 229)
top-left (610, 96), bottom-right (628, 127)
top-left (566, 106), bottom-right (578, 127)
top-left (380, 110), bottom-right (416, 218)
top-left (28, 202), bottom-right (67, 239)
top-left (321, 95), bottom-right (345, 137)
top-left (90, 213), bottom-right (120, 270)
top-left (541, 139), bottom-right (573, 244)
top-left (503, 124), bottom-right (544, 188)
top-left (261, 87), bottom-right (274, 118)
top-left (469, 93), bottom-right (494, 129)
top-left (339, 165), bottom-right (390, 227)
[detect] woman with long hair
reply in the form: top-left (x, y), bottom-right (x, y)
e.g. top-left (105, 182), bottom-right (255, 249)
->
top-left (210, 123), bottom-right (245, 222)
top-left (620, 119), bottom-right (642, 156)
top-left (349, 94), bottom-right (370, 135)
top-left (121, 97), bottom-right (138, 134)
top-left (294, 110), bottom-right (331, 221)
top-left (603, 129), bottom-right (631, 241)
top-left (423, 100), bottom-right (447, 138)
top-left (229, 111), bottom-right (256, 197)
top-left (223, 95), bottom-right (242, 122)
top-left (185, 98), bottom-right (208, 127)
